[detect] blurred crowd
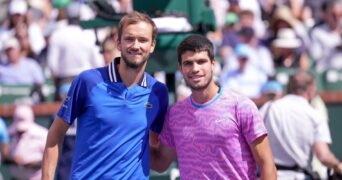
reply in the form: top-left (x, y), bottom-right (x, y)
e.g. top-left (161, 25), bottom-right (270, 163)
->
top-left (208, 0), bottom-right (342, 99)
top-left (0, 0), bottom-right (124, 104)
top-left (0, 0), bottom-right (341, 179)
top-left (0, 0), bottom-right (341, 102)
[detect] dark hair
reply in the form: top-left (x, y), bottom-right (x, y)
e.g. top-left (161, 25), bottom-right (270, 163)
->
top-left (177, 34), bottom-right (214, 65)
top-left (117, 11), bottom-right (158, 42)
top-left (287, 71), bottom-right (315, 94)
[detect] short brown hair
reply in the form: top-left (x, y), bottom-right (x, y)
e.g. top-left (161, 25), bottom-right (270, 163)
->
top-left (117, 11), bottom-right (158, 42)
top-left (287, 71), bottom-right (315, 94)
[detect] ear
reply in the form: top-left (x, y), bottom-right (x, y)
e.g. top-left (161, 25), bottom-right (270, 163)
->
top-left (149, 40), bottom-right (156, 53)
top-left (178, 63), bottom-right (184, 74)
top-left (116, 38), bottom-right (122, 52)
top-left (211, 58), bottom-right (216, 70)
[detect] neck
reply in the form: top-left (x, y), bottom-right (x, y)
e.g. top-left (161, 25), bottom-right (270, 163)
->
top-left (191, 81), bottom-right (220, 104)
top-left (118, 60), bottom-right (145, 87)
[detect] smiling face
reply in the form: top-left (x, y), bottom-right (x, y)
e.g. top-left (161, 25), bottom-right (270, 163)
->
top-left (179, 50), bottom-right (215, 91)
top-left (117, 21), bottom-right (155, 69)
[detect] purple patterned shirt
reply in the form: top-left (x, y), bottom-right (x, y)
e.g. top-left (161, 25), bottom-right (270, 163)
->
top-left (159, 89), bottom-right (267, 179)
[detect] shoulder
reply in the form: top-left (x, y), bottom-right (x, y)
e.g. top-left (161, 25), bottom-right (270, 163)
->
top-left (70, 67), bottom-right (108, 90)
top-left (310, 23), bottom-right (329, 35)
top-left (168, 98), bottom-right (189, 115)
top-left (78, 66), bottom-right (107, 82)
top-left (221, 89), bottom-right (257, 109)
top-left (22, 58), bottom-right (40, 66)
top-left (220, 88), bottom-right (241, 103)
top-left (146, 73), bottom-right (168, 93)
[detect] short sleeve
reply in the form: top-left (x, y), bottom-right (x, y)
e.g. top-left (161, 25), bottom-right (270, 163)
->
top-left (237, 96), bottom-right (267, 144)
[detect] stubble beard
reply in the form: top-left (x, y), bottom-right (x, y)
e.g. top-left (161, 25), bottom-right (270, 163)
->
top-left (185, 73), bottom-right (213, 91)
top-left (121, 54), bottom-right (149, 69)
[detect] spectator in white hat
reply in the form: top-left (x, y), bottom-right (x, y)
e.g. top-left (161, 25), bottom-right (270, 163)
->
top-left (6, 104), bottom-right (48, 180)
top-left (0, 36), bottom-right (45, 85)
top-left (0, 0), bottom-right (46, 58)
top-left (271, 28), bottom-right (310, 71)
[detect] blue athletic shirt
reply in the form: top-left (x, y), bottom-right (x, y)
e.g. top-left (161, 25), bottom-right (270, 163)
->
top-left (57, 58), bottom-right (169, 179)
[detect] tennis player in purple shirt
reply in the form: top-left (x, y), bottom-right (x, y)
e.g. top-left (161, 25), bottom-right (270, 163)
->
top-left (150, 34), bottom-right (276, 180)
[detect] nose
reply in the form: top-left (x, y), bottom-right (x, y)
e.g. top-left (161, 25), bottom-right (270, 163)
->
top-left (192, 63), bottom-right (200, 73)
top-left (131, 39), bottom-right (140, 49)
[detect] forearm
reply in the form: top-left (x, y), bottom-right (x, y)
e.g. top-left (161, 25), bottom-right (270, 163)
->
top-left (1, 144), bottom-right (9, 161)
top-left (259, 162), bottom-right (277, 180)
top-left (318, 152), bottom-right (342, 174)
top-left (251, 136), bottom-right (277, 180)
top-left (150, 146), bottom-right (171, 173)
top-left (150, 143), bottom-right (177, 173)
top-left (42, 117), bottom-right (68, 180)
top-left (42, 136), bottom-right (63, 180)
top-left (314, 142), bottom-right (342, 173)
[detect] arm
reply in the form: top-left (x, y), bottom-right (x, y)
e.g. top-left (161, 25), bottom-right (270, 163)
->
top-left (42, 116), bottom-right (69, 180)
top-left (149, 131), bottom-right (177, 173)
top-left (313, 142), bottom-right (342, 174)
top-left (0, 143), bottom-right (8, 161)
top-left (250, 135), bottom-right (277, 180)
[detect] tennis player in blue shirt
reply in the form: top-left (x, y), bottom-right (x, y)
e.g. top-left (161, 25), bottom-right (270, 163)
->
top-left (42, 11), bottom-right (169, 179)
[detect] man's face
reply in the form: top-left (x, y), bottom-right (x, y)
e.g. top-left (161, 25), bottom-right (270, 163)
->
top-left (179, 51), bottom-right (215, 91)
top-left (327, 3), bottom-right (342, 29)
top-left (5, 47), bottom-right (21, 64)
top-left (117, 22), bottom-right (155, 69)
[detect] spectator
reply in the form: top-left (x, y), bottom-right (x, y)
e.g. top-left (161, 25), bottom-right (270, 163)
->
top-left (35, 22), bottom-right (56, 73)
top-left (238, 9), bottom-right (266, 39)
top-left (265, 5), bottom-right (309, 50)
top-left (271, 28), bottom-right (310, 71)
top-left (0, 0), bottom-right (46, 57)
top-left (219, 12), bottom-right (240, 63)
top-left (47, 2), bottom-right (103, 101)
top-left (0, 36), bottom-right (45, 85)
top-left (220, 43), bottom-right (268, 98)
top-left (15, 24), bottom-right (37, 60)
top-left (309, 0), bottom-right (342, 72)
top-left (100, 35), bottom-right (120, 65)
top-left (221, 12), bottom-right (240, 49)
top-left (260, 70), bottom-right (342, 179)
top-left (238, 26), bottom-right (275, 77)
top-left (6, 104), bottom-right (48, 180)
top-left (260, 78), bottom-right (284, 102)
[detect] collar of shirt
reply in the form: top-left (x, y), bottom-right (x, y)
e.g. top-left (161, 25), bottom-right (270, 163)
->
top-left (107, 57), bottom-right (147, 87)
